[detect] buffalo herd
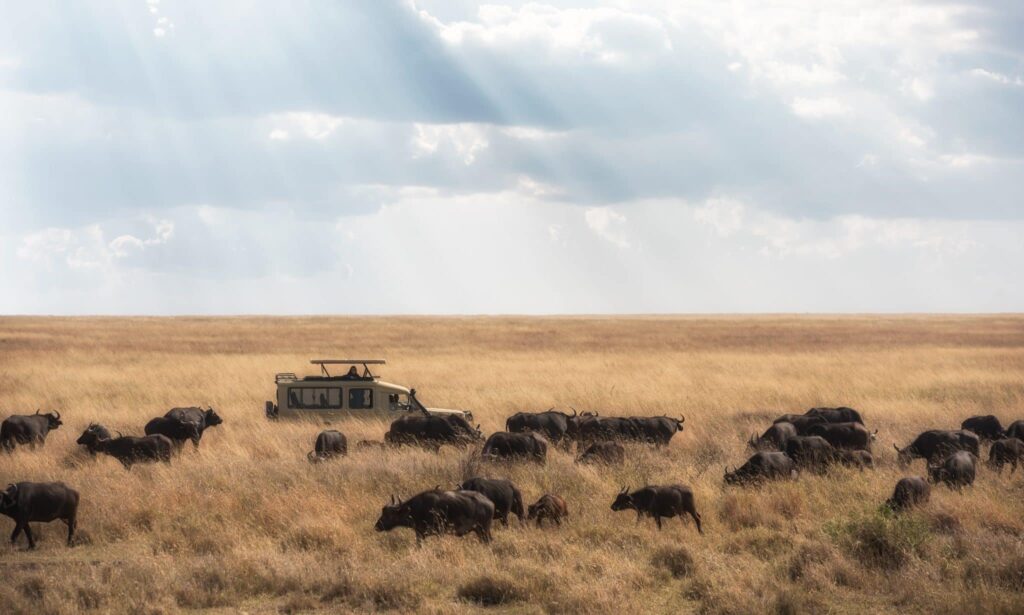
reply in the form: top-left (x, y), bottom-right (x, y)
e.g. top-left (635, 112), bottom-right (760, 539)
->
top-left (2, 402), bottom-right (1023, 549)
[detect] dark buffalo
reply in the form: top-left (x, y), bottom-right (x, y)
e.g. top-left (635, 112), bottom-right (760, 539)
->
top-left (75, 423), bottom-right (111, 456)
top-left (1006, 420), bottom-right (1024, 441)
top-left (481, 432), bottom-right (547, 462)
top-left (458, 477), bottom-right (525, 526)
top-left (784, 435), bottom-right (834, 470)
top-left (773, 413), bottom-right (827, 435)
top-left (527, 494), bottom-right (569, 527)
top-left (724, 451), bottom-right (797, 485)
top-left (1, 410), bottom-right (63, 452)
top-left (144, 417), bottom-right (201, 450)
top-left (576, 441), bottom-right (626, 464)
top-left (987, 438), bottom-right (1024, 474)
top-left (0, 482), bottom-right (79, 549)
top-left (164, 406), bottom-right (223, 448)
top-left (834, 449), bottom-right (874, 470)
top-left (894, 430), bottom-right (980, 466)
top-left (385, 414), bottom-right (480, 451)
top-left (80, 432), bottom-right (173, 469)
top-left (748, 422), bottom-right (797, 451)
top-left (573, 415), bottom-right (684, 446)
top-left (505, 408), bottom-right (575, 445)
top-left (610, 485), bottom-right (702, 533)
top-left (308, 430), bottom-right (347, 463)
top-left (374, 489), bottom-right (494, 545)
top-left (961, 415), bottom-right (1005, 441)
top-left (805, 406), bottom-right (864, 425)
top-left (928, 451), bottom-right (977, 489)
top-left (807, 422), bottom-right (874, 451)
top-left (886, 477), bottom-right (930, 511)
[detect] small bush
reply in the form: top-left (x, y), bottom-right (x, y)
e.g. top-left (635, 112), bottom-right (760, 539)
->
top-left (457, 575), bottom-right (525, 606)
top-left (365, 581), bottom-right (421, 611)
top-left (651, 546), bottom-right (695, 579)
top-left (828, 511), bottom-right (931, 570)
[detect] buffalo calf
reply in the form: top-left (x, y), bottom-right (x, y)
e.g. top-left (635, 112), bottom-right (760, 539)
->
top-left (886, 477), bottom-right (930, 511)
top-left (308, 430), bottom-right (347, 463)
top-left (527, 494), bottom-right (568, 527)
top-left (987, 438), bottom-right (1024, 474)
top-left (576, 441), bottom-right (625, 464)
top-left (724, 451), bottom-right (797, 485)
top-left (458, 477), bottom-right (525, 526)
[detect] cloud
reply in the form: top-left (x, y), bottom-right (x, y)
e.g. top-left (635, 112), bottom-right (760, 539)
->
top-left (2, 1), bottom-right (1024, 313)
top-left (584, 207), bottom-right (629, 248)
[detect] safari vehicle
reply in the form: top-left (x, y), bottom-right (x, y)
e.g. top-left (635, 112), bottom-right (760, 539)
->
top-left (264, 359), bottom-right (473, 422)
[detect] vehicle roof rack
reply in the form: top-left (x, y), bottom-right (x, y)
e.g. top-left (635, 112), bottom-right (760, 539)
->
top-left (309, 359), bottom-right (385, 379)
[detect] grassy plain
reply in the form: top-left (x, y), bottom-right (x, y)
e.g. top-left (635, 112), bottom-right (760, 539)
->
top-left (0, 315), bottom-right (1022, 614)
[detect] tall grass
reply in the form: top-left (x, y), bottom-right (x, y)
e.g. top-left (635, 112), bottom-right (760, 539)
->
top-left (0, 315), bottom-right (1022, 614)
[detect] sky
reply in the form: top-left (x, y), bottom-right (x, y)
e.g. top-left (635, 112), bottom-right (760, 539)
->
top-left (1, 0), bottom-right (1022, 314)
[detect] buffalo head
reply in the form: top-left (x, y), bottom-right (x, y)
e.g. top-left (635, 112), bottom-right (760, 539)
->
top-left (0, 484), bottom-right (16, 511)
top-left (374, 495), bottom-right (409, 532)
top-left (204, 407), bottom-right (224, 427)
top-left (610, 486), bottom-right (633, 511)
top-left (893, 443), bottom-right (913, 467)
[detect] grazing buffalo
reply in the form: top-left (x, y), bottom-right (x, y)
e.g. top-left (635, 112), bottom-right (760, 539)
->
top-left (164, 407), bottom-right (223, 448)
top-left (807, 422), bottom-right (874, 451)
top-left (505, 408), bottom-right (576, 445)
top-left (354, 440), bottom-right (389, 451)
top-left (458, 477), bottom-right (525, 526)
top-left (308, 430), bottom-right (347, 463)
top-left (80, 432), bottom-right (173, 469)
top-left (572, 415), bottom-right (685, 446)
top-left (773, 414), bottom-right (827, 435)
top-left (576, 441), bottom-right (626, 464)
top-left (928, 451), bottom-right (977, 489)
top-left (987, 438), bottom-right (1024, 474)
top-left (748, 422), bottom-right (797, 451)
top-left (527, 494), bottom-right (569, 527)
top-left (894, 430), bottom-right (980, 466)
top-left (805, 406), bottom-right (864, 425)
top-left (0, 482), bottom-right (79, 549)
top-left (886, 477), bottom-right (930, 511)
top-left (784, 436), bottom-right (834, 470)
top-left (144, 417), bottom-right (201, 451)
top-left (0, 410), bottom-right (63, 452)
top-left (834, 449), bottom-right (874, 470)
top-left (385, 414), bottom-right (481, 451)
top-left (481, 432), bottom-right (547, 462)
top-left (724, 451), bottom-right (797, 485)
top-left (961, 415), bottom-right (1005, 441)
top-left (374, 489), bottom-right (494, 545)
top-left (610, 485), bottom-right (702, 533)
top-left (76, 423), bottom-right (111, 456)
top-left (1005, 420), bottom-right (1024, 441)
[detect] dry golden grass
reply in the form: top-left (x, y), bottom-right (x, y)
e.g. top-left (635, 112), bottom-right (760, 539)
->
top-left (0, 315), bottom-right (1023, 614)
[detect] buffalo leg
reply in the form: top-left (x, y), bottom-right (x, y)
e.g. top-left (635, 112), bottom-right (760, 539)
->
top-left (553, 515), bottom-right (561, 526)
top-left (654, 516), bottom-right (662, 530)
top-left (1011, 459), bottom-right (1018, 475)
top-left (11, 522), bottom-right (23, 545)
top-left (535, 517), bottom-right (543, 528)
top-left (66, 516), bottom-right (76, 546)
top-left (23, 523), bottom-right (35, 549)
top-left (688, 510), bottom-right (703, 534)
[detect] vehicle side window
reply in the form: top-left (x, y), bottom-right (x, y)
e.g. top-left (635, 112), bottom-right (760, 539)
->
top-left (388, 393), bottom-right (410, 411)
top-left (349, 388), bottom-right (374, 410)
top-left (290, 387), bottom-right (342, 409)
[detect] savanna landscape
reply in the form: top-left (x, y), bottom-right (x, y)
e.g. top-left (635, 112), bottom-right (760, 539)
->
top-left (1, 315), bottom-right (1023, 614)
